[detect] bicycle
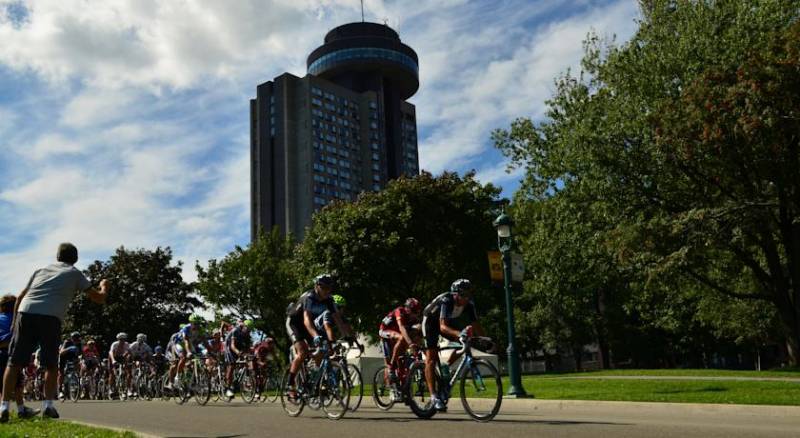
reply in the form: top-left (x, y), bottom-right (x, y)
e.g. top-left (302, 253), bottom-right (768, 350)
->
top-left (131, 360), bottom-right (152, 400)
top-left (280, 340), bottom-right (350, 420)
top-left (372, 345), bottom-right (426, 411)
top-left (230, 354), bottom-right (258, 404)
top-left (332, 339), bottom-right (364, 411)
top-left (175, 354), bottom-right (211, 406)
top-left (255, 361), bottom-right (282, 403)
top-left (59, 359), bottom-right (81, 402)
top-left (407, 336), bottom-right (503, 422)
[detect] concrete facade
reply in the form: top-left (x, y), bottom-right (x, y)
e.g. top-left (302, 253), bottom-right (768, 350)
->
top-left (251, 22), bottom-right (420, 240)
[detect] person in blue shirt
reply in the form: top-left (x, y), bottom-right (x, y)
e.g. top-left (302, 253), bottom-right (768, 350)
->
top-left (0, 294), bottom-right (38, 422)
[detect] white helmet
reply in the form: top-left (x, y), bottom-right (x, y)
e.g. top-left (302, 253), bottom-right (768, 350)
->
top-left (136, 333), bottom-right (147, 343)
top-left (116, 332), bottom-right (128, 341)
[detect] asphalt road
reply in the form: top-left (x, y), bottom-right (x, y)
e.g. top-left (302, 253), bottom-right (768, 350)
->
top-left (54, 397), bottom-right (800, 438)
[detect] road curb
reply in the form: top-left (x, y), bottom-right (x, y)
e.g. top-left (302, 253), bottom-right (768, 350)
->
top-left (498, 397), bottom-right (800, 417)
top-left (69, 419), bottom-right (161, 438)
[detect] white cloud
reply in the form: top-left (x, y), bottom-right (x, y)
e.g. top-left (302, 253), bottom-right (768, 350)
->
top-left (0, 0), bottom-right (641, 292)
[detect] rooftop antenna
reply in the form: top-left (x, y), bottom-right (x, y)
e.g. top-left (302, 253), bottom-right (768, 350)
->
top-left (360, 0), bottom-right (364, 22)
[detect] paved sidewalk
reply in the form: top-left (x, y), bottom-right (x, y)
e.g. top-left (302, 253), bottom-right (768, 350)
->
top-left (548, 375), bottom-right (800, 382)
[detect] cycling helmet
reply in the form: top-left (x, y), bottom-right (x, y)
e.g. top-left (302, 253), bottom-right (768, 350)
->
top-left (188, 314), bottom-right (203, 324)
top-left (87, 339), bottom-right (95, 345)
top-left (70, 331), bottom-right (81, 338)
top-left (404, 297), bottom-right (422, 314)
top-left (154, 346), bottom-right (163, 354)
top-left (263, 337), bottom-right (275, 345)
top-left (450, 279), bottom-right (473, 294)
top-left (136, 333), bottom-right (147, 343)
top-left (212, 328), bottom-right (221, 336)
top-left (116, 332), bottom-right (128, 341)
top-left (243, 319), bottom-right (255, 330)
top-left (314, 273), bottom-right (335, 287)
top-left (332, 294), bottom-right (346, 307)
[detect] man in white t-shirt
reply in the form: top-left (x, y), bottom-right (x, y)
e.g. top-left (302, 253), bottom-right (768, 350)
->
top-left (1, 243), bottom-right (109, 422)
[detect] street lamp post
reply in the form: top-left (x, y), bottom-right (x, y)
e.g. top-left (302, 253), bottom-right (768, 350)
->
top-left (493, 210), bottom-right (529, 397)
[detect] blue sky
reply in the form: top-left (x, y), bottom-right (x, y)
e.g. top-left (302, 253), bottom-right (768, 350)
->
top-left (0, 0), bottom-right (639, 290)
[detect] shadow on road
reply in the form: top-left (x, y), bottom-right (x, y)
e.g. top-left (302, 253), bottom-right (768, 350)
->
top-left (310, 414), bottom-right (631, 427)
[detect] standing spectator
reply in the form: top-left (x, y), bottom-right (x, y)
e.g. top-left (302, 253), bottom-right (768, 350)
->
top-left (0, 295), bottom-right (38, 422)
top-left (1, 243), bottom-right (109, 421)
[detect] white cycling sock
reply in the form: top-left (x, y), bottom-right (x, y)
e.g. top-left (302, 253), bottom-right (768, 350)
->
top-left (0, 401), bottom-right (9, 412)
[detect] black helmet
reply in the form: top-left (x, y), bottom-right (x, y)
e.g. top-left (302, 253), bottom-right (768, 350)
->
top-left (450, 279), bottom-right (473, 294)
top-left (314, 273), bottom-right (335, 287)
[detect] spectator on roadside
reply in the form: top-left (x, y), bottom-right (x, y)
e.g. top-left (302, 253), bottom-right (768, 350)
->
top-left (1, 243), bottom-right (109, 421)
top-left (0, 295), bottom-right (38, 422)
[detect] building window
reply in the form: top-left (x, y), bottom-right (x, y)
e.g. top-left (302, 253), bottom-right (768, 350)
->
top-left (372, 153), bottom-right (379, 161)
top-left (372, 174), bottom-right (380, 182)
top-left (372, 163), bottom-right (379, 171)
top-left (312, 98), bottom-right (322, 106)
top-left (311, 86), bottom-right (323, 96)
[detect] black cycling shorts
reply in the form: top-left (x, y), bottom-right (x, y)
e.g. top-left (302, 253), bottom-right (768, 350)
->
top-left (285, 317), bottom-right (312, 345)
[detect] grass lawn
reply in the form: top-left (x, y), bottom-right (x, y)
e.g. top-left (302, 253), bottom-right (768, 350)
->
top-left (522, 373), bottom-right (800, 405)
top-left (358, 368), bottom-right (800, 406)
top-left (0, 416), bottom-right (137, 437)
top-left (539, 368), bottom-right (800, 379)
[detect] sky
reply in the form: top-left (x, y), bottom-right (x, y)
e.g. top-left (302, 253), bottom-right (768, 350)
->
top-left (0, 0), bottom-right (640, 291)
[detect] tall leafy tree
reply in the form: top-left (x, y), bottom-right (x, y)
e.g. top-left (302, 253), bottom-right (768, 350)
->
top-left (64, 247), bottom-right (198, 350)
top-left (295, 172), bottom-right (505, 338)
top-left (494, 1), bottom-right (800, 363)
top-left (195, 228), bottom-right (298, 345)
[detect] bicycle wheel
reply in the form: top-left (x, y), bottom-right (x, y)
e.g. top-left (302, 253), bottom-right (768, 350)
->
top-left (193, 367), bottom-right (211, 406)
top-left (240, 369), bottom-right (257, 404)
top-left (406, 362), bottom-right (437, 419)
top-left (320, 361), bottom-right (350, 420)
top-left (345, 363), bottom-right (363, 412)
top-left (459, 359), bottom-right (503, 422)
top-left (68, 375), bottom-right (80, 402)
top-left (280, 370), bottom-right (305, 417)
top-left (265, 373), bottom-right (281, 403)
top-left (160, 373), bottom-right (172, 401)
top-left (371, 366), bottom-right (394, 411)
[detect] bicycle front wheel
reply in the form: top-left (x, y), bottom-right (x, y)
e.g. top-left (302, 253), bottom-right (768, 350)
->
top-left (193, 367), bottom-right (211, 406)
top-left (459, 359), bottom-right (503, 422)
top-left (371, 366), bottom-right (394, 411)
top-left (240, 370), bottom-right (257, 404)
top-left (68, 375), bottom-right (80, 402)
top-left (280, 370), bottom-right (305, 417)
top-left (265, 372), bottom-right (281, 403)
top-left (346, 363), bottom-right (363, 411)
top-left (406, 362), bottom-right (437, 419)
top-left (320, 362), bottom-right (350, 420)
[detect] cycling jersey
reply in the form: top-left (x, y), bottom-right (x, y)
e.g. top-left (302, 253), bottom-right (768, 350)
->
top-left (422, 292), bottom-right (477, 323)
top-left (225, 327), bottom-right (251, 352)
top-left (379, 306), bottom-right (419, 332)
top-left (172, 324), bottom-right (204, 348)
top-left (109, 341), bottom-right (130, 362)
top-left (129, 341), bottom-right (153, 359)
top-left (206, 338), bottom-right (224, 355)
top-left (422, 292), bottom-right (478, 349)
top-left (285, 290), bottom-right (338, 343)
top-left (60, 339), bottom-right (82, 359)
top-left (82, 345), bottom-right (99, 358)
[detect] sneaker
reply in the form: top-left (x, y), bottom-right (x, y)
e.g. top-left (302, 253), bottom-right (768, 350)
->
top-left (17, 406), bottom-right (40, 419)
top-left (0, 410), bottom-right (8, 424)
top-left (225, 389), bottom-right (234, 398)
top-left (390, 389), bottom-right (402, 402)
top-left (43, 406), bottom-right (60, 419)
top-left (433, 397), bottom-right (446, 411)
top-left (127, 390), bottom-right (133, 397)
top-left (164, 382), bottom-right (173, 390)
top-left (58, 392), bottom-right (64, 399)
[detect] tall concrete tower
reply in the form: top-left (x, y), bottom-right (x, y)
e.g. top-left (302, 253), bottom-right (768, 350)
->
top-left (250, 23), bottom-right (420, 240)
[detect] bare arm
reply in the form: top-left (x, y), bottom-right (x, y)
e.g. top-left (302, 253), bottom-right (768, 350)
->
top-left (439, 320), bottom-right (461, 340)
top-left (86, 279), bottom-right (109, 304)
top-left (303, 310), bottom-right (319, 339)
top-left (398, 321), bottom-right (415, 346)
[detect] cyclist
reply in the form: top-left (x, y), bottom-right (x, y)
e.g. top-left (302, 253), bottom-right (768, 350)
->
top-left (152, 346), bottom-right (167, 378)
top-left (284, 274), bottom-right (351, 397)
top-left (165, 314), bottom-right (204, 390)
top-left (57, 332), bottom-right (82, 400)
top-left (252, 336), bottom-right (276, 399)
top-left (379, 298), bottom-right (423, 390)
top-left (224, 319), bottom-right (254, 398)
top-left (204, 328), bottom-right (224, 373)
top-left (422, 279), bottom-right (485, 411)
top-left (81, 339), bottom-right (100, 377)
top-left (108, 332), bottom-right (132, 397)
top-left (130, 333), bottom-right (153, 363)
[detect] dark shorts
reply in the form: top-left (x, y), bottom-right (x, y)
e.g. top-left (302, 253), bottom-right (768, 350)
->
top-left (422, 316), bottom-right (440, 350)
top-left (285, 317), bottom-right (312, 345)
top-left (9, 313), bottom-right (61, 368)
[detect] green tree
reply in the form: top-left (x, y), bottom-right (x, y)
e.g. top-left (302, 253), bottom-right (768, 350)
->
top-left (295, 172), bottom-right (505, 338)
top-left (494, 1), bottom-right (800, 362)
top-left (195, 228), bottom-right (298, 345)
top-left (64, 247), bottom-right (198, 349)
